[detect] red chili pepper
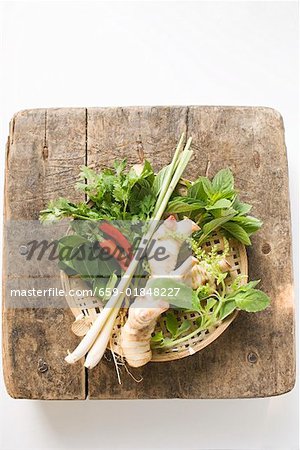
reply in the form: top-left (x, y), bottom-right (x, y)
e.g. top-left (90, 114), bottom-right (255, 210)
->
top-left (99, 222), bottom-right (132, 258)
top-left (99, 239), bottom-right (130, 271)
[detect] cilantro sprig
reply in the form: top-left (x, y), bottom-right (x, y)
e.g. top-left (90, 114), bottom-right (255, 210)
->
top-left (40, 159), bottom-right (157, 223)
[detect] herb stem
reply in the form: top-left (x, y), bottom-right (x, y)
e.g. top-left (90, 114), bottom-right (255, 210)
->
top-left (153, 318), bottom-right (219, 349)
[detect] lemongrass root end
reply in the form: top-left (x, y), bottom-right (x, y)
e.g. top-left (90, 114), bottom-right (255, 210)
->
top-left (65, 354), bottom-right (77, 364)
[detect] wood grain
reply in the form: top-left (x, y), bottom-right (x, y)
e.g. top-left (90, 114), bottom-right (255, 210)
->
top-left (3, 108), bottom-right (86, 399)
top-left (2, 106), bottom-right (295, 399)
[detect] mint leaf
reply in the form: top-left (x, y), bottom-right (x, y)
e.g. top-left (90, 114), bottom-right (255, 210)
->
top-left (206, 199), bottom-right (232, 210)
top-left (202, 214), bottom-right (235, 237)
top-left (57, 260), bottom-right (77, 276)
top-left (222, 221), bottom-right (251, 245)
top-left (229, 278), bottom-right (259, 292)
top-left (58, 235), bottom-right (88, 248)
top-left (70, 243), bottom-right (101, 278)
top-left (219, 299), bottom-right (236, 320)
top-left (58, 235), bottom-right (89, 272)
top-left (165, 312), bottom-right (178, 337)
top-left (231, 216), bottom-right (262, 234)
top-left (235, 289), bottom-right (270, 312)
top-left (232, 200), bottom-right (252, 215)
top-left (167, 197), bottom-right (205, 213)
top-left (235, 280), bottom-right (260, 292)
top-left (189, 177), bottom-right (214, 201)
top-left (212, 168), bottom-right (234, 194)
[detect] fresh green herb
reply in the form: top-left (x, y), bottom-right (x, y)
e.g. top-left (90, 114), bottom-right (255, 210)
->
top-left (151, 240), bottom-right (270, 350)
top-left (167, 167), bottom-right (262, 245)
top-left (152, 313), bottom-right (191, 348)
top-left (40, 159), bottom-right (156, 223)
top-left (152, 279), bottom-right (270, 350)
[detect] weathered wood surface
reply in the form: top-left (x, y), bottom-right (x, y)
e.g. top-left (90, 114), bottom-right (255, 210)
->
top-left (3, 106), bottom-right (295, 399)
top-left (3, 109), bottom-right (86, 399)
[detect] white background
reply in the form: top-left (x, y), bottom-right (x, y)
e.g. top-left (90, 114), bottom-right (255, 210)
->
top-left (0, 1), bottom-right (298, 449)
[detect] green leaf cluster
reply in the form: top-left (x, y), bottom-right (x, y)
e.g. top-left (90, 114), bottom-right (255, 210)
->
top-left (167, 168), bottom-right (262, 245)
top-left (151, 278), bottom-right (270, 350)
top-left (40, 160), bottom-right (156, 223)
top-left (150, 241), bottom-right (270, 351)
top-left (57, 234), bottom-right (120, 301)
top-left (151, 313), bottom-right (191, 348)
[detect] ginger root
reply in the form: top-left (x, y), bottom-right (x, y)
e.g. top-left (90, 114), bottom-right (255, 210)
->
top-left (120, 297), bottom-right (169, 367)
top-left (120, 217), bottom-right (199, 367)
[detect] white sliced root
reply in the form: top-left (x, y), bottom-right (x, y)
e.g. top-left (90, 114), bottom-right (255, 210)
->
top-left (171, 256), bottom-right (198, 277)
top-left (71, 315), bottom-right (92, 337)
top-left (148, 218), bottom-right (199, 276)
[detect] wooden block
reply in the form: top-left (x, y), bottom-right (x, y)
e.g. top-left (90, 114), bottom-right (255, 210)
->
top-left (3, 106), bottom-right (295, 399)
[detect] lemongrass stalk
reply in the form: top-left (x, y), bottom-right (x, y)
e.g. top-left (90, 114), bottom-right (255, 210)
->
top-left (84, 297), bottom-right (123, 369)
top-left (152, 133), bottom-right (185, 216)
top-left (153, 138), bottom-right (193, 220)
top-left (65, 136), bottom-right (193, 365)
top-left (65, 258), bottom-right (139, 364)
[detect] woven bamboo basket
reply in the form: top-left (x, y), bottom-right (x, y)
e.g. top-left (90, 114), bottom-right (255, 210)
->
top-left (61, 231), bottom-right (248, 362)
